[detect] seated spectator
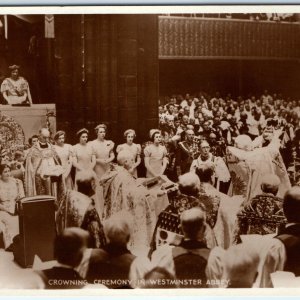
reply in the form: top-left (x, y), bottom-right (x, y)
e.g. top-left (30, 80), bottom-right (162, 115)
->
top-left (38, 227), bottom-right (89, 289)
top-left (10, 150), bottom-right (25, 180)
top-left (261, 186), bottom-right (300, 287)
top-left (151, 207), bottom-right (211, 288)
top-left (233, 174), bottom-right (286, 243)
top-left (86, 212), bottom-right (136, 288)
top-left (224, 244), bottom-right (260, 288)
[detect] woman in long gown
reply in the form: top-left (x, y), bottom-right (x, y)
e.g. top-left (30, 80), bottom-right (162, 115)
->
top-left (116, 129), bottom-right (141, 177)
top-left (0, 164), bottom-right (25, 250)
top-left (53, 131), bottom-right (74, 190)
top-left (72, 128), bottom-right (97, 196)
top-left (144, 129), bottom-right (168, 178)
top-left (89, 124), bottom-right (115, 180)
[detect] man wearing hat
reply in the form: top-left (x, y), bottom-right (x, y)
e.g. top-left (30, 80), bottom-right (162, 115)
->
top-left (1, 65), bottom-right (32, 105)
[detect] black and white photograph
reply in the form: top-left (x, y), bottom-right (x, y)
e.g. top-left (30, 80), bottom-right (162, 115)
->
top-left (0, 6), bottom-right (300, 290)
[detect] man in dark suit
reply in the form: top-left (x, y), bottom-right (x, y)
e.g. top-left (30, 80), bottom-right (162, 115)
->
top-left (38, 227), bottom-right (89, 289)
top-left (151, 207), bottom-right (211, 288)
top-left (261, 186), bottom-right (300, 287)
top-left (86, 213), bottom-right (136, 288)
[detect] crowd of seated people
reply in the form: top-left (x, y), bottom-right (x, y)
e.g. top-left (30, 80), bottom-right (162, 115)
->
top-left (0, 88), bottom-right (300, 289)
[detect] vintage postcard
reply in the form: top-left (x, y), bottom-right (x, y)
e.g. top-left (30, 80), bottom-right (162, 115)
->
top-left (0, 5), bottom-right (300, 297)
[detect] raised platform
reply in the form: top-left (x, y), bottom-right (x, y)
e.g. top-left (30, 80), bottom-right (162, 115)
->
top-left (0, 104), bottom-right (56, 143)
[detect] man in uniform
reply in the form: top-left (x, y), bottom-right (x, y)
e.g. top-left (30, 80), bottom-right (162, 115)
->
top-left (175, 129), bottom-right (200, 176)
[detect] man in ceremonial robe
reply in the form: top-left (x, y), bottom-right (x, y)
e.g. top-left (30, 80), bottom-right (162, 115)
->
top-left (25, 128), bottom-right (64, 197)
top-left (227, 129), bottom-right (291, 201)
top-left (99, 150), bottom-right (162, 254)
top-left (190, 140), bottom-right (230, 193)
top-left (218, 130), bottom-right (291, 249)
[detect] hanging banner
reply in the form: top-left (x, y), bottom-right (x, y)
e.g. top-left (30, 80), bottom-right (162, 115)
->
top-left (4, 15), bottom-right (8, 39)
top-left (45, 14), bottom-right (55, 38)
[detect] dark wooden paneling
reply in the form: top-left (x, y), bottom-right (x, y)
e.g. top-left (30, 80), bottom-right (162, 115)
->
top-left (138, 15), bottom-right (159, 142)
top-left (53, 14), bottom-right (159, 144)
top-left (159, 59), bottom-right (300, 98)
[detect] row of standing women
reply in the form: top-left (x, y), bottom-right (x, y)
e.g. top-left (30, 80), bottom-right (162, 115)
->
top-left (54, 125), bottom-right (168, 192)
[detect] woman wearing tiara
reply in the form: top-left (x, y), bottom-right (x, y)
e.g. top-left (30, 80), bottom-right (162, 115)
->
top-left (53, 131), bottom-right (74, 190)
top-left (144, 129), bottom-right (168, 178)
top-left (72, 128), bottom-right (97, 196)
top-left (116, 129), bottom-right (141, 178)
top-left (89, 124), bottom-right (115, 180)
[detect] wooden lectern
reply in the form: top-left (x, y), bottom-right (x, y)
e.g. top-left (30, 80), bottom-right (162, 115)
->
top-left (13, 196), bottom-right (56, 268)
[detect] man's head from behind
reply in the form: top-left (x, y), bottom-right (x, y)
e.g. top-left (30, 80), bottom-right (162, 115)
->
top-left (261, 174), bottom-right (280, 196)
top-left (223, 243), bottom-right (259, 288)
top-left (283, 187), bottom-right (300, 223)
top-left (117, 150), bottom-right (135, 171)
top-left (180, 207), bottom-right (206, 241)
top-left (103, 211), bottom-right (132, 247)
top-left (142, 267), bottom-right (177, 288)
top-left (54, 227), bottom-right (89, 268)
top-left (178, 172), bottom-right (200, 197)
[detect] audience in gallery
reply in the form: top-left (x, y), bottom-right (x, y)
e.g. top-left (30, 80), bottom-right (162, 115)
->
top-left (161, 13), bottom-right (298, 22)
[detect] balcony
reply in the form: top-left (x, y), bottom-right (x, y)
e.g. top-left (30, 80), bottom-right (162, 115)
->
top-left (158, 16), bottom-right (300, 60)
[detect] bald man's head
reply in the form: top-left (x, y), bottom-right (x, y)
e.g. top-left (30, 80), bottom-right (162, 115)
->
top-left (283, 187), bottom-right (300, 223)
top-left (117, 150), bottom-right (134, 170)
top-left (178, 172), bottom-right (200, 196)
top-left (261, 174), bottom-right (280, 195)
top-left (38, 128), bottom-right (50, 143)
top-left (180, 207), bottom-right (206, 240)
top-left (235, 134), bottom-right (252, 151)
